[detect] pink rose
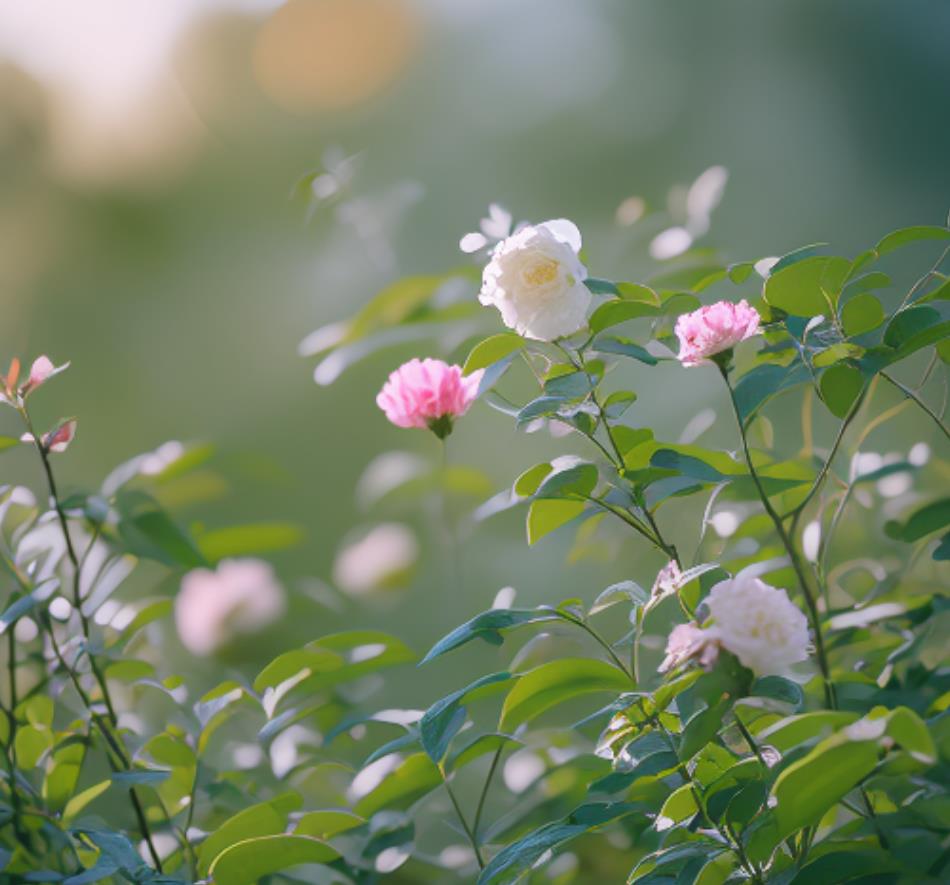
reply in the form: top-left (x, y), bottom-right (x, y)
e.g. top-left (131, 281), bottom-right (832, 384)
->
top-left (376, 358), bottom-right (483, 438)
top-left (659, 622), bottom-right (720, 673)
top-left (674, 300), bottom-right (760, 367)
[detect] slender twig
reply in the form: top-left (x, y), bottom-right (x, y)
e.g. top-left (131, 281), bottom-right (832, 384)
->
top-left (718, 366), bottom-right (835, 709)
top-left (782, 386), bottom-right (867, 523)
top-left (879, 371), bottom-right (950, 443)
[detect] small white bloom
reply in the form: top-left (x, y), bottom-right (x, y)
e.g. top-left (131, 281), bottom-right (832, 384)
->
top-left (175, 559), bottom-right (285, 657)
top-left (478, 219), bottom-right (590, 341)
top-left (705, 574), bottom-right (810, 676)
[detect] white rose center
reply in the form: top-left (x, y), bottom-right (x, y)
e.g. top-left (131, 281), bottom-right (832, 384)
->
top-left (520, 256), bottom-right (561, 288)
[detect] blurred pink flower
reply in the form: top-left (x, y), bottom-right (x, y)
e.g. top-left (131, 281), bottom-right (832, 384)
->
top-left (674, 300), bottom-right (760, 367)
top-left (175, 558), bottom-right (285, 657)
top-left (376, 358), bottom-right (482, 438)
top-left (659, 622), bottom-right (720, 673)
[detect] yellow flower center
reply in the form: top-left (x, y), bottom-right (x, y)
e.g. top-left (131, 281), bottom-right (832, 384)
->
top-left (522, 257), bottom-right (559, 287)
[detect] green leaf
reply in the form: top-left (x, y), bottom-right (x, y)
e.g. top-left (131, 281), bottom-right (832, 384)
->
top-left (535, 461), bottom-right (598, 499)
top-left (110, 769), bottom-right (170, 786)
top-left (585, 277), bottom-right (620, 295)
top-left (294, 810), bottom-right (365, 839)
top-left (420, 672), bottom-right (513, 762)
top-left (253, 647), bottom-right (344, 693)
top-left (589, 300), bottom-right (660, 333)
top-left (499, 658), bottom-right (631, 731)
top-left (770, 739), bottom-right (877, 842)
top-left (874, 225), bottom-right (950, 257)
top-left (463, 333), bottom-right (525, 375)
top-left (841, 293), bottom-right (885, 336)
top-left (882, 302), bottom-right (950, 360)
top-left (591, 335), bottom-right (658, 365)
top-left (477, 802), bottom-right (640, 885)
top-left (62, 780), bottom-right (111, 824)
top-left (655, 784), bottom-right (698, 831)
top-left (115, 491), bottom-right (205, 569)
top-left (819, 363), bottom-right (863, 418)
top-left (812, 342), bottom-right (864, 368)
top-left (0, 436), bottom-right (19, 453)
top-left (603, 390), bottom-right (637, 419)
top-left (750, 676), bottom-right (804, 711)
top-left (421, 608), bottom-right (563, 663)
top-left (884, 497), bottom-right (950, 543)
top-left (733, 362), bottom-right (810, 424)
top-left (514, 462), bottom-right (553, 497)
top-left (15, 724), bottom-right (52, 768)
top-left (527, 499), bottom-right (588, 544)
top-left (197, 523), bottom-right (304, 561)
top-left (764, 256), bottom-right (845, 316)
top-left (769, 243), bottom-right (828, 275)
top-left (208, 834), bottom-right (339, 885)
top-left (353, 752), bottom-right (442, 817)
top-left (198, 794), bottom-right (300, 876)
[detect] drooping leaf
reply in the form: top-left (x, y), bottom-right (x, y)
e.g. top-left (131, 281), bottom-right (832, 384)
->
top-left (819, 363), bottom-right (863, 418)
top-left (421, 608), bottom-right (563, 664)
top-left (420, 672), bottom-right (514, 762)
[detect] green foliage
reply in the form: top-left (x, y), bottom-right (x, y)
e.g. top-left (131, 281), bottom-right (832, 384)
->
top-left (2, 218), bottom-right (948, 884)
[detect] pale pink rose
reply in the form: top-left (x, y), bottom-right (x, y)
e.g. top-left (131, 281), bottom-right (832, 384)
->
top-left (376, 358), bottom-right (483, 437)
top-left (658, 622), bottom-right (720, 673)
top-left (175, 558), bottom-right (285, 657)
top-left (674, 300), bottom-right (760, 367)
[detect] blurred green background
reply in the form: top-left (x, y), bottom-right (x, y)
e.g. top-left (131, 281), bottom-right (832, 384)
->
top-left (1, 0), bottom-right (948, 695)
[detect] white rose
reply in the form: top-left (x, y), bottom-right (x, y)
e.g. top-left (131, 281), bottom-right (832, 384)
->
top-left (478, 219), bottom-right (590, 341)
top-left (175, 558), bottom-right (285, 656)
top-left (705, 574), bottom-right (810, 676)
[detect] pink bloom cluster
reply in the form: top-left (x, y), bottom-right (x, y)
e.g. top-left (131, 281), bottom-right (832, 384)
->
top-left (377, 358), bottom-right (483, 437)
top-left (674, 300), bottom-right (760, 367)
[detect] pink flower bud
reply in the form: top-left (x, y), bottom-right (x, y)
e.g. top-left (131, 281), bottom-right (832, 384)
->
top-left (376, 358), bottom-right (483, 438)
top-left (29, 356), bottom-right (55, 387)
top-left (674, 300), bottom-right (760, 367)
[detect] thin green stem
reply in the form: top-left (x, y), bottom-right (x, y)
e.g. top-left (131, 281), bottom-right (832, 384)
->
top-left (441, 770), bottom-right (484, 869)
top-left (880, 370), bottom-right (950, 443)
top-left (472, 746), bottom-right (503, 843)
top-left (782, 386), bottom-right (866, 523)
top-left (560, 611), bottom-right (633, 681)
top-left (718, 366), bottom-right (835, 709)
